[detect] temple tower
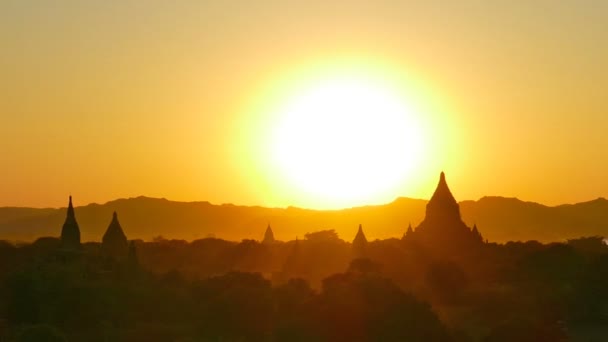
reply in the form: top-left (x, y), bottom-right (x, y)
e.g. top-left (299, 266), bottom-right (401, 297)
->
top-left (352, 224), bottom-right (368, 258)
top-left (101, 211), bottom-right (129, 259)
top-left (60, 196), bottom-right (81, 250)
top-left (413, 172), bottom-right (483, 253)
top-left (402, 223), bottom-right (414, 241)
top-left (262, 224), bottom-right (275, 244)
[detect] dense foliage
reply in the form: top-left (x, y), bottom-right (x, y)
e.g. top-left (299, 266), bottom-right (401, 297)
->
top-left (0, 234), bottom-right (607, 341)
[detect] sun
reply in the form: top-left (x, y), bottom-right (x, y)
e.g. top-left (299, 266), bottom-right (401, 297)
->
top-left (267, 72), bottom-right (426, 208)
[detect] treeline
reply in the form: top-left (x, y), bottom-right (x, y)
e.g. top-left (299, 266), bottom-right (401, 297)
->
top-left (0, 233), bottom-right (607, 341)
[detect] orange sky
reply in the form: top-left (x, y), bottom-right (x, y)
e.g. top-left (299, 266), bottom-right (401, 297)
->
top-left (1, 1), bottom-right (607, 209)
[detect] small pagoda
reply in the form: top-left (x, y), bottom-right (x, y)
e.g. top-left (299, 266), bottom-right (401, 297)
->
top-left (60, 196), bottom-right (81, 250)
top-left (352, 224), bottom-right (368, 258)
top-left (101, 211), bottom-right (129, 260)
top-left (262, 224), bottom-right (275, 244)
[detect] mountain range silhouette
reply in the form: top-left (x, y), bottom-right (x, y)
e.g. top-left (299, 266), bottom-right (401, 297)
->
top-left (1, 195), bottom-right (606, 243)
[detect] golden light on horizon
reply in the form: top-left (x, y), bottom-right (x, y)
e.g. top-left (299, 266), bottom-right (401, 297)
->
top-left (236, 60), bottom-right (453, 209)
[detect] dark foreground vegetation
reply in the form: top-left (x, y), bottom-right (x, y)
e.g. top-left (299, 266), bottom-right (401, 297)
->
top-left (1, 175), bottom-right (606, 341)
top-left (0, 234), bottom-right (607, 341)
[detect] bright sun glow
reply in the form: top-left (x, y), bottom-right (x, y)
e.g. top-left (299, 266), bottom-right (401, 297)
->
top-left (269, 74), bottom-right (426, 208)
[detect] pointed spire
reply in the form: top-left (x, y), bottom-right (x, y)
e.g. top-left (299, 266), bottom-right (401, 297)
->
top-left (263, 223), bottom-right (275, 244)
top-left (107, 211), bottom-right (121, 230)
top-left (61, 196), bottom-right (81, 250)
top-left (472, 224), bottom-right (483, 242)
top-left (431, 172), bottom-right (456, 204)
top-left (424, 172), bottom-right (461, 223)
top-left (353, 224), bottom-right (367, 244)
top-left (67, 195), bottom-right (75, 217)
top-left (413, 172), bottom-right (482, 253)
top-left (352, 224), bottom-right (368, 258)
top-left (101, 211), bottom-right (128, 259)
top-left (402, 222), bottom-right (415, 241)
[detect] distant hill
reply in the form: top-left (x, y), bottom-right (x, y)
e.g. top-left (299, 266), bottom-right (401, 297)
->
top-left (460, 196), bottom-right (608, 242)
top-left (0, 196), bottom-right (607, 243)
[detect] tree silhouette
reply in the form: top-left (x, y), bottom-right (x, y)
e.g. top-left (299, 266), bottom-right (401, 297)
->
top-left (317, 272), bottom-right (451, 341)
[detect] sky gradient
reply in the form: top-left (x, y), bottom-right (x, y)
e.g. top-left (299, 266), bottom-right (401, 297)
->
top-left (1, 1), bottom-right (607, 209)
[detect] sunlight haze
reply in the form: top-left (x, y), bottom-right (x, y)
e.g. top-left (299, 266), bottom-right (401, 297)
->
top-left (1, 1), bottom-right (607, 208)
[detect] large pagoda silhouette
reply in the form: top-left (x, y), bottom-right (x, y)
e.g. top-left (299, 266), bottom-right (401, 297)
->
top-left (405, 172), bottom-right (484, 255)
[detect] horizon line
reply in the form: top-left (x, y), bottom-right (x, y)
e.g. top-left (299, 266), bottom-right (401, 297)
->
top-left (2, 194), bottom-right (606, 211)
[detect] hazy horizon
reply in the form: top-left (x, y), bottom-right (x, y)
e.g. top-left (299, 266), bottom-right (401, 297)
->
top-left (3, 191), bottom-right (607, 211)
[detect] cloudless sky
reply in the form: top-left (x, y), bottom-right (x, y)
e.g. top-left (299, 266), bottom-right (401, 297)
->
top-left (1, 0), bottom-right (607, 208)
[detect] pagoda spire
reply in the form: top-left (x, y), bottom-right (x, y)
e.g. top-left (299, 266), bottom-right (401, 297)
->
top-left (61, 196), bottom-right (81, 250)
top-left (403, 223), bottom-right (414, 240)
top-left (430, 172), bottom-right (458, 206)
top-left (101, 211), bottom-right (128, 259)
top-left (412, 172), bottom-right (485, 254)
top-left (424, 171), bottom-right (461, 224)
top-left (352, 224), bottom-right (368, 258)
top-left (353, 224), bottom-right (367, 244)
top-left (472, 224), bottom-right (483, 242)
top-left (263, 223), bottom-right (275, 244)
top-left (67, 195), bottom-right (74, 217)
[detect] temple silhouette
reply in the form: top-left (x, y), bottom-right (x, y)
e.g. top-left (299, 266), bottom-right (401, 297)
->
top-left (404, 172), bottom-right (484, 256)
top-left (352, 224), bottom-right (368, 258)
top-left (60, 196), bottom-right (81, 250)
top-left (59, 171), bottom-right (483, 265)
top-left (260, 172), bottom-right (484, 263)
top-left (262, 224), bottom-right (275, 244)
top-left (101, 211), bottom-right (129, 260)
top-left (59, 196), bottom-right (135, 261)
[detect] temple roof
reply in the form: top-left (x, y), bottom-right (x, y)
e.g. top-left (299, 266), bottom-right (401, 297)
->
top-left (429, 172), bottom-right (458, 206)
top-left (424, 172), bottom-right (462, 222)
top-left (67, 195), bottom-right (75, 217)
top-left (263, 224), bottom-right (275, 244)
top-left (414, 172), bottom-right (485, 251)
top-left (352, 224), bottom-right (368, 258)
top-left (353, 224), bottom-right (368, 244)
top-left (102, 211), bottom-right (128, 246)
top-left (61, 196), bottom-right (81, 249)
